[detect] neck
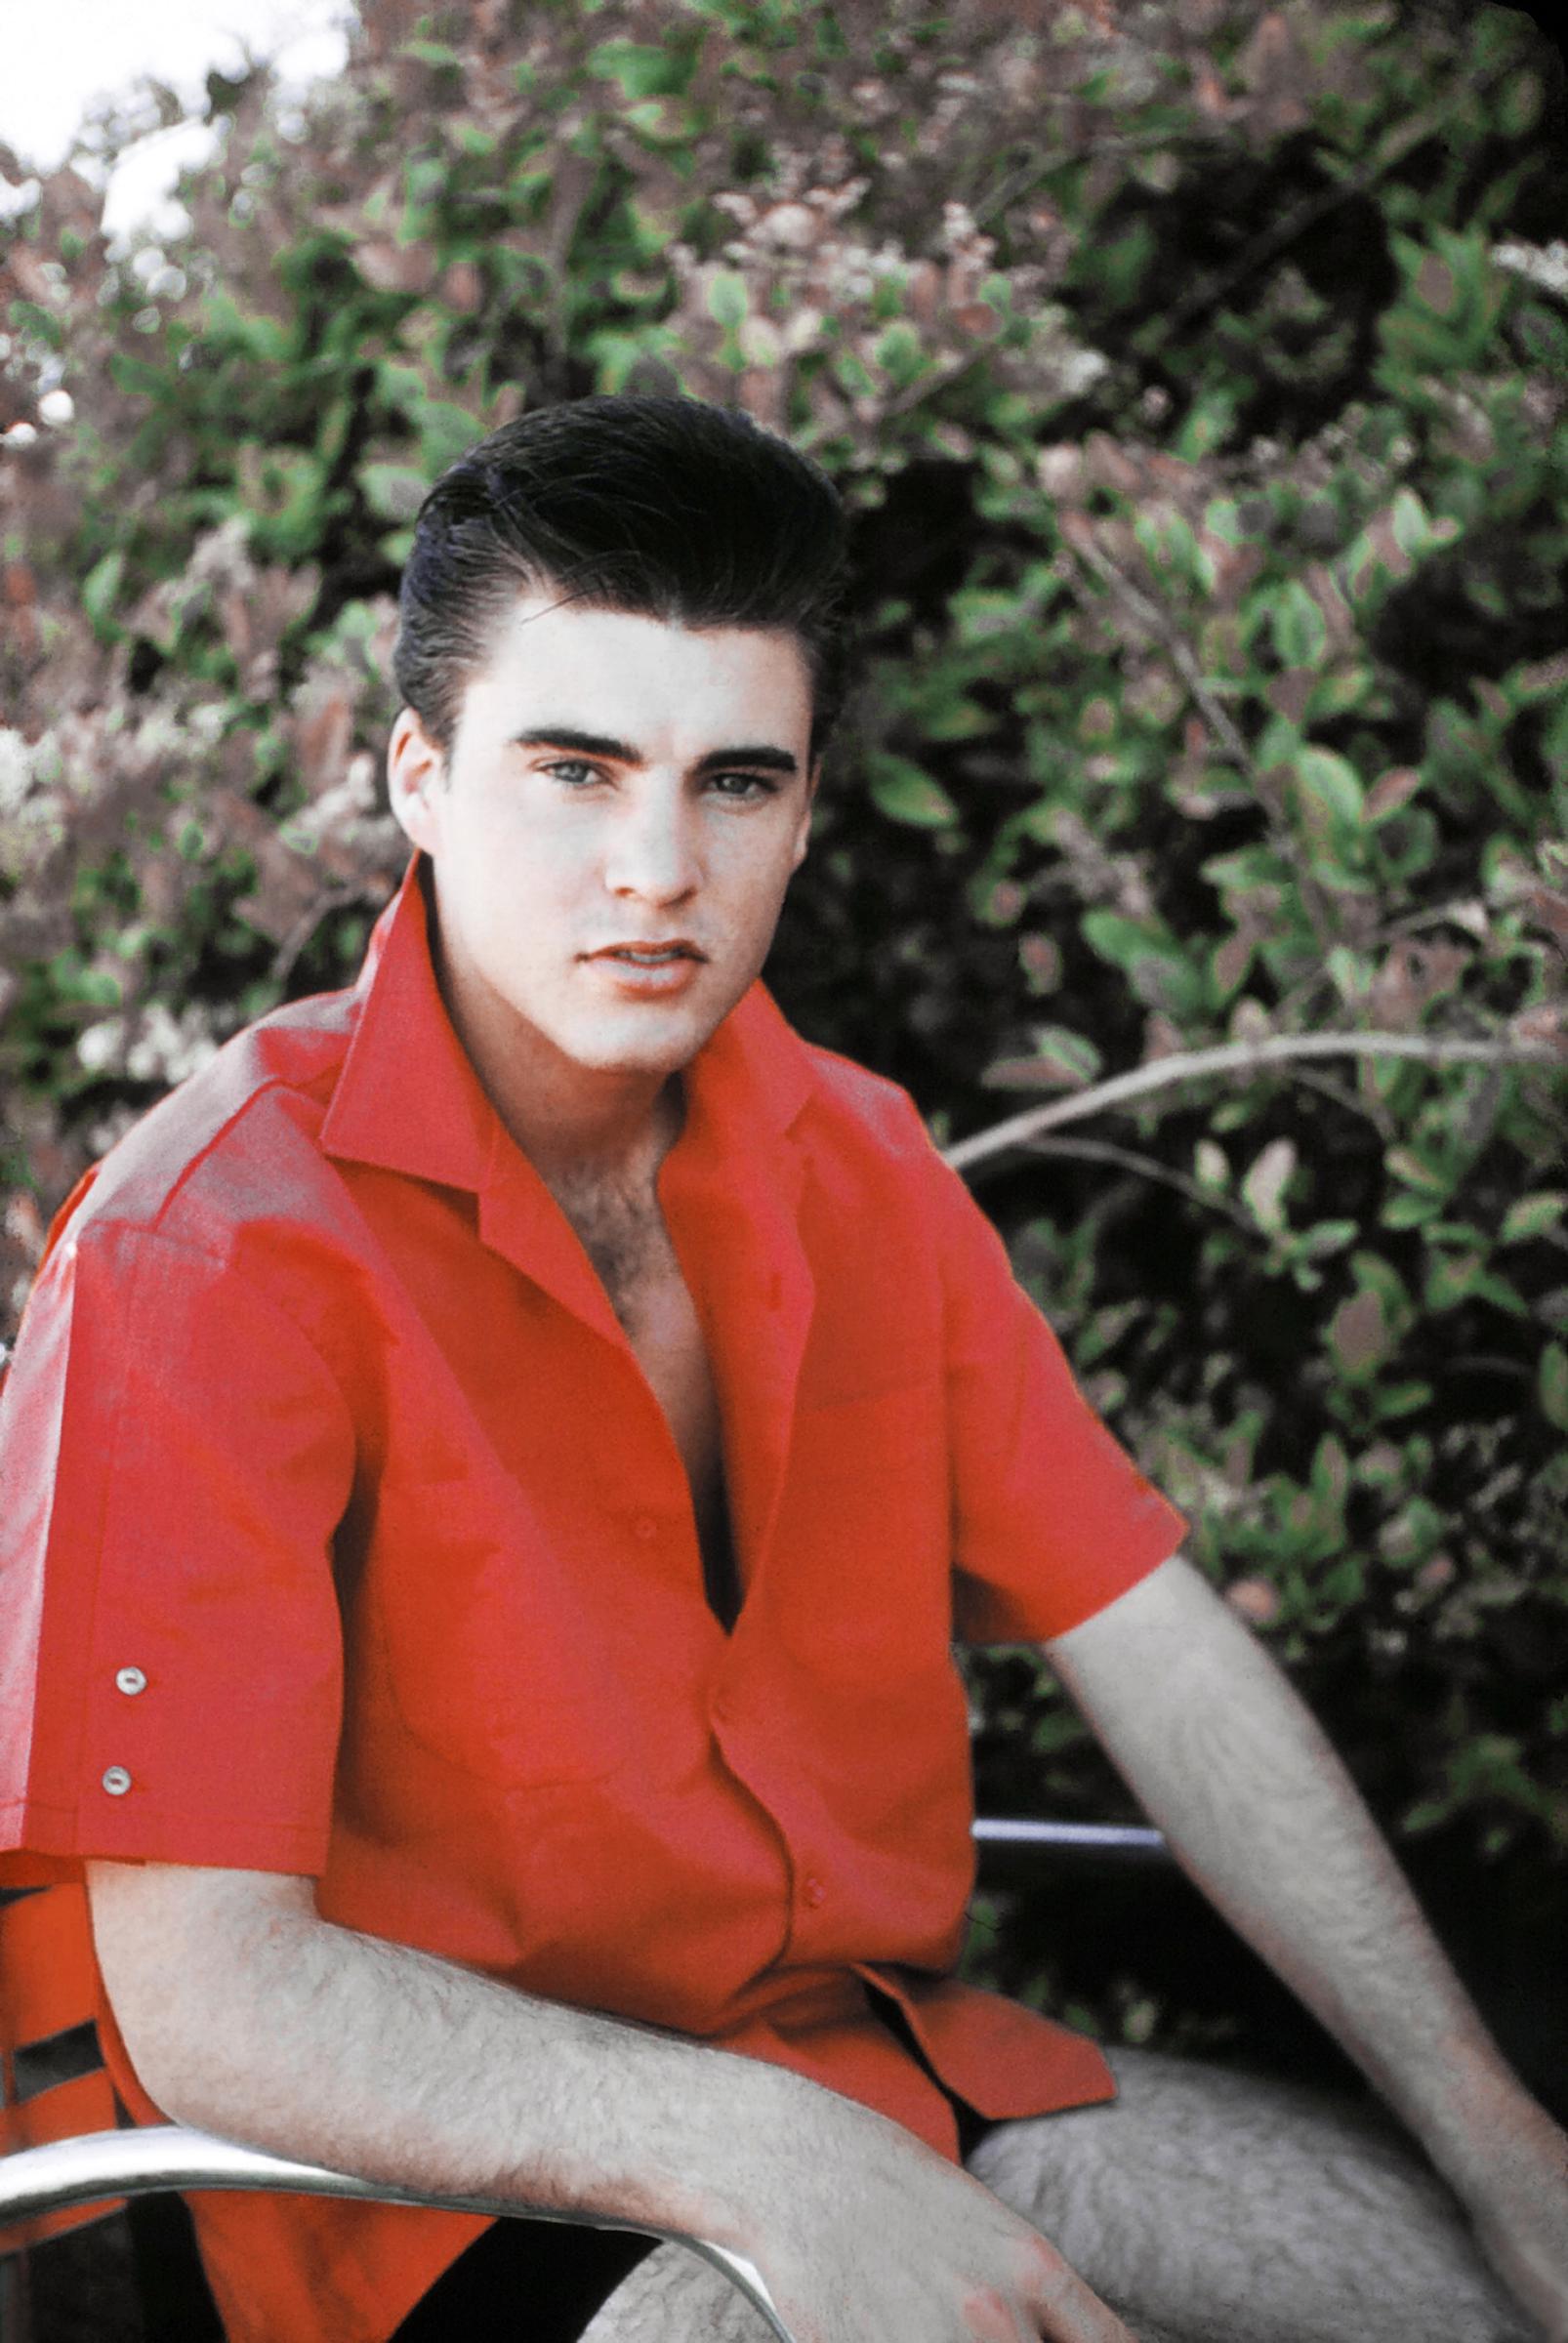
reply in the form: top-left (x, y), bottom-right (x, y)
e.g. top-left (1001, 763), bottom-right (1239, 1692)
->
top-left (429, 953), bottom-right (682, 1194)
top-left (512, 1066), bottom-right (685, 1194)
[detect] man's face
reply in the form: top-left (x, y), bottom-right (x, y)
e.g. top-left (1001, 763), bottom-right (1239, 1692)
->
top-left (388, 591), bottom-right (817, 1106)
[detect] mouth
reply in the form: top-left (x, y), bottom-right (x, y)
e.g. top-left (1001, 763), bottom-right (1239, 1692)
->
top-left (588, 942), bottom-right (706, 968)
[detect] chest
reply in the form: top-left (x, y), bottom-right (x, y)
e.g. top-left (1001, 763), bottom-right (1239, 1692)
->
top-left (552, 1174), bottom-right (728, 1557)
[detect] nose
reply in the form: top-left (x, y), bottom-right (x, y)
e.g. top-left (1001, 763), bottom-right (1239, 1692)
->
top-left (603, 777), bottom-right (701, 907)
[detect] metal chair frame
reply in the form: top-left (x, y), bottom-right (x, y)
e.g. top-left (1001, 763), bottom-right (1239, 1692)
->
top-left (0, 2123), bottom-right (794, 2340)
top-left (0, 1820), bottom-right (1167, 2342)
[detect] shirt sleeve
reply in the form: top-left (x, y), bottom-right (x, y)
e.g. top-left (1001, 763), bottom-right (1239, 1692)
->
top-left (928, 1149), bottom-right (1187, 1644)
top-left (1, 1219), bottom-right (354, 1878)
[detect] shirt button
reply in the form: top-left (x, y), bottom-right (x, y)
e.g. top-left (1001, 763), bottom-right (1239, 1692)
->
top-left (803, 1874), bottom-right (826, 1908)
top-left (102, 1766), bottom-right (133, 1797)
top-left (115, 1666), bottom-right (147, 1696)
top-left (633, 1514), bottom-right (659, 1542)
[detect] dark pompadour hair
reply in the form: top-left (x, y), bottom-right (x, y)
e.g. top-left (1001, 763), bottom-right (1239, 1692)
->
top-left (393, 395), bottom-right (851, 758)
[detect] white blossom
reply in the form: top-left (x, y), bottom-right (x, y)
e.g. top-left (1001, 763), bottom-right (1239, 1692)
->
top-left (1493, 238), bottom-right (1568, 297)
top-left (0, 731), bottom-right (33, 816)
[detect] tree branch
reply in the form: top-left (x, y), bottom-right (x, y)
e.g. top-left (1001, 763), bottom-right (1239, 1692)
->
top-left (1020, 1133), bottom-right (1259, 1233)
top-left (1062, 524), bottom-right (1343, 964)
top-left (1065, 525), bottom-right (1253, 767)
top-left (941, 1031), bottom-right (1562, 1175)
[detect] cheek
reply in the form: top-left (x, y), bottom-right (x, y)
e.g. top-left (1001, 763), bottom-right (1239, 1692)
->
top-left (715, 813), bottom-right (806, 895)
top-left (452, 800), bottom-right (583, 897)
top-left (721, 863), bottom-right (800, 964)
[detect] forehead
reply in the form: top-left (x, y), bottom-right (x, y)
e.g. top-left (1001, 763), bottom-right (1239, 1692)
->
top-left (456, 590), bottom-right (814, 752)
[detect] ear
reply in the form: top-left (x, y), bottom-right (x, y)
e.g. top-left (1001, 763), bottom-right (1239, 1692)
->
top-left (790, 758), bottom-right (821, 872)
top-left (387, 708), bottom-right (447, 855)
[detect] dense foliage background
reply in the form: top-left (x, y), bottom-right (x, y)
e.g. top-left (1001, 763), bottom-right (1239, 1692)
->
top-left (2, 0), bottom-right (1564, 2081)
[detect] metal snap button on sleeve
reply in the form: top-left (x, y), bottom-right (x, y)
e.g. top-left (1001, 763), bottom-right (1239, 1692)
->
top-left (115, 1666), bottom-right (147, 1696)
top-left (102, 1766), bottom-right (133, 1796)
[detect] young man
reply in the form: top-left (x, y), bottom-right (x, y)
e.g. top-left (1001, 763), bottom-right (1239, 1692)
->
top-left (1, 398), bottom-right (1564, 2343)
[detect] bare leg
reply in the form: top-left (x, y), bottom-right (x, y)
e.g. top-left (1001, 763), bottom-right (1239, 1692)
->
top-left (579, 2238), bottom-right (775, 2343)
top-left (581, 2045), bottom-right (1532, 2343)
top-left (970, 2044), bottom-right (1532, 2343)
top-left (578, 2235), bottom-right (1187, 2343)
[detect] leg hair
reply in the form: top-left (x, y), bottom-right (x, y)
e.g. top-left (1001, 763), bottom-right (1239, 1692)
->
top-left (579, 2046), bottom-right (1533, 2343)
top-left (968, 2042), bottom-right (1532, 2343)
top-left (580, 2239), bottom-right (776, 2343)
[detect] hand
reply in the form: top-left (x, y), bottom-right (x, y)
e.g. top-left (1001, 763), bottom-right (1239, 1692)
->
top-left (747, 2086), bottom-right (1135, 2343)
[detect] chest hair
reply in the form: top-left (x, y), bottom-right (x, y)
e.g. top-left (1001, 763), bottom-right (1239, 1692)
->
top-left (550, 1167), bottom-right (671, 1330)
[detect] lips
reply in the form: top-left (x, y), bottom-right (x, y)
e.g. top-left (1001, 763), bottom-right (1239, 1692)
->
top-left (588, 942), bottom-right (705, 966)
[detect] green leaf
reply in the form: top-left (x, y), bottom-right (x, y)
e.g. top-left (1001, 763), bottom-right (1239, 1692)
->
top-left (1293, 746), bottom-right (1364, 828)
top-left (1270, 579), bottom-right (1329, 670)
top-left (706, 269), bottom-right (749, 330)
top-left (1241, 1137), bottom-right (1297, 1234)
top-left (1381, 1496), bottom-right (1445, 1568)
top-left (1539, 1343), bottom-right (1568, 1433)
top-left (1019, 1026), bottom-right (1102, 1089)
top-left (1390, 486), bottom-right (1437, 559)
top-left (1295, 1219), bottom-right (1358, 1260)
top-left (871, 320), bottom-right (928, 390)
top-left (1372, 1381), bottom-right (1434, 1420)
top-left (1500, 1191), bottom-right (1566, 1244)
top-left (866, 754), bottom-right (959, 829)
top-left (1386, 1146), bottom-right (1448, 1193)
top-left (108, 351), bottom-right (167, 398)
top-left (1423, 1253), bottom-right (1526, 1316)
top-left (1328, 1286), bottom-right (1391, 1380)
top-left (82, 550), bottom-right (126, 634)
top-left (1081, 912), bottom-right (1206, 1015)
top-left (398, 36), bottom-right (463, 66)
top-left (1194, 1140), bottom-right (1229, 1192)
top-left (588, 39), bottom-right (692, 100)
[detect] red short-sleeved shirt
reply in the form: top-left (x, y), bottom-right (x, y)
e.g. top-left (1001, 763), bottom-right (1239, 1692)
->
top-left (0, 856), bottom-right (1185, 2342)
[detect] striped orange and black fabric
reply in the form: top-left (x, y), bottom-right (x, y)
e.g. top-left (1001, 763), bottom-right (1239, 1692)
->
top-left (0, 1883), bottom-right (122, 2256)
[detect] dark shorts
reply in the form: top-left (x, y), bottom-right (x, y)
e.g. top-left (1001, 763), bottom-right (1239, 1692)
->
top-left (390, 2215), bottom-right (655, 2341)
top-left (391, 2101), bottom-right (994, 2341)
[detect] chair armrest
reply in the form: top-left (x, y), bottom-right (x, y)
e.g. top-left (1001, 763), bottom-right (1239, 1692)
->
top-left (971, 1819), bottom-right (1168, 1861)
top-left (0, 2125), bottom-right (795, 2341)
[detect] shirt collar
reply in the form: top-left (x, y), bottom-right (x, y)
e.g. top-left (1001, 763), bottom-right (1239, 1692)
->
top-left (319, 853), bottom-right (817, 1193)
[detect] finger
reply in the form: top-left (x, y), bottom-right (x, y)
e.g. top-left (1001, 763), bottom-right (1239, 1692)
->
top-left (1028, 2260), bottom-right (1139, 2343)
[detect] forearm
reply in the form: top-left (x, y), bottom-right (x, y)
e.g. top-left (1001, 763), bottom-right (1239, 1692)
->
top-left (1047, 1556), bottom-right (1538, 2196)
top-left (86, 1863), bottom-right (804, 2256)
top-left (87, 1862), bottom-right (1138, 2343)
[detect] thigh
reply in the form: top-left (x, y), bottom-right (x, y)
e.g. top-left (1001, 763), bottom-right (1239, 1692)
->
top-left (580, 2239), bottom-right (777, 2343)
top-left (968, 2044), bottom-right (1532, 2343)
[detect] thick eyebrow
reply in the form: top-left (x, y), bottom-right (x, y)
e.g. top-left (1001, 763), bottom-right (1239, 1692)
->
top-left (512, 727), bottom-right (800, 778)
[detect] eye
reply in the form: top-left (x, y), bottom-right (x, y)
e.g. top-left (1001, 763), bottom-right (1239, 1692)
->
top-left (542, 758), bottom-right (605, 789)
top-left (705, 770), bottom-right (780, 803)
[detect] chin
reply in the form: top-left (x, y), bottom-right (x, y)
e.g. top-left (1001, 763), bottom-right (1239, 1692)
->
top-left (562, 1010), bottom-right (714, 1079)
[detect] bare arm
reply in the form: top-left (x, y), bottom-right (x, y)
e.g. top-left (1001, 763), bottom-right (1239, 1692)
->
top-left (1047, 1552), bottom-right (1568, 2338)
top-left (86, 1861), bottom-right (1135, 2343)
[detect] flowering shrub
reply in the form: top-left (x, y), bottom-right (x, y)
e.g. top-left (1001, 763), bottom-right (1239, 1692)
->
top-left (3, 0), bottom-right (1565, 2045)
